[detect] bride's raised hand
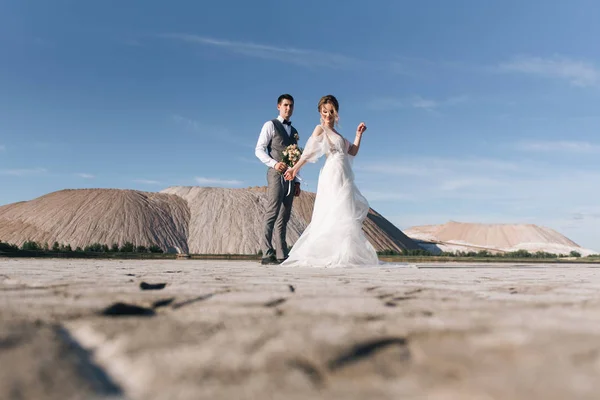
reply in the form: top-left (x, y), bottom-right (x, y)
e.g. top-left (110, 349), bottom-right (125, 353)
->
top-left (356, 122), bottom-right (367, 136)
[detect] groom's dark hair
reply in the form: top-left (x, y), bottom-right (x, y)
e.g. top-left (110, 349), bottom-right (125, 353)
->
top-left (277, 94), bottom-right (294, 104)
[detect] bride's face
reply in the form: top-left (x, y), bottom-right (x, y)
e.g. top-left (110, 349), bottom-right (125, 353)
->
top-left (320, 103), bottom-right (336, 125)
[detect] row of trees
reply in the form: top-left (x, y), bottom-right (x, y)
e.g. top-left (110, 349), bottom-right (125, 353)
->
top-left (3, 240), bottom-right (595, 259)
top-left (440, 249), bottom-right (584, 258)
top-left (15, 240), bottom-right (164, 254)
top-left (378, 249), bottom-right (432, 256)
top-left (377, 248), bottom-right (591, 258)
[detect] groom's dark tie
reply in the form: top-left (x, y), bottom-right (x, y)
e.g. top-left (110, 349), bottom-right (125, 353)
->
top-left (282, 120), bottom-right (291, 126)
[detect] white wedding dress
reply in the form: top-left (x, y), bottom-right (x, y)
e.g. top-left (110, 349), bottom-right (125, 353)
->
top-left (281, 125), bottom-right (379, 267)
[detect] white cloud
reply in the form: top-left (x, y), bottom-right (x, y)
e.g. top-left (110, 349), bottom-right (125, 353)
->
top-left (367, 98), bottom-right (408, 110)
top-left (357, 156), bottom-right (600, 206)
top-left (533, 213), bottom-right (600, 252)
top-left (358, 157), bottom-right (518, 178)
top-left (516, 140), bottom-right (600, 153)
top-left (195, 176), bottom-right (243, 187)
top-left (357, 163), bottom-right (430, 177)
top-left (0, 168), bottom-right (47, 176)
top-left (361, 191), bottom-right (414, 202)
top-left (237, 156), bottom-right (259, 164)
top-left (172, 114), bottom-right (200, 131)
top-left (411, 97), bottom-right (438, 110)
top-left (386, 56), bottom-right (478, 77)
top-left (357, 156), bottom-right (600, 250)
top-left (368, 95), bottom-right (468, 111)
top-left (439, 177), bottom-right (501, 192)
top-left (498, 55), bottom-right (600, 87)
top-left (171, 114), bottom-right (253, 149)
top-left (124, 39), bottom-right (141, 47)
top-left (445, 95), bottom-right (469, 105)
top-left (134, 179), bottom-right (162, 185)
top-left (160, 33), bottom-right (363, 70)
top-left (76, 173), bottom-right (95, 179)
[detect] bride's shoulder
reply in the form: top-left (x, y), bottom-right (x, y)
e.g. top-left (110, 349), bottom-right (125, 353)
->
top-left (312, 125), bottom-right (325, 136)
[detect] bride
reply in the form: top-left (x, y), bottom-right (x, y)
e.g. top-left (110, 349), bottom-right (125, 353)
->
top-left (281, 95), bottom-right (379, 267)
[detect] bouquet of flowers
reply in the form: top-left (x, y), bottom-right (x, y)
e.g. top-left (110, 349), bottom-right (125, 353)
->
top-left (281, 144), bottom-right (303, 169)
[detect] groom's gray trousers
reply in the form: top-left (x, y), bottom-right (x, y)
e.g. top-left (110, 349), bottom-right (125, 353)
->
top-left (262, 168), bottom-right (295, 259)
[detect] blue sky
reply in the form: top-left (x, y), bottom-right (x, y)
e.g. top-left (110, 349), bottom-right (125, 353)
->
top-left (2, 0), bottom-right (600, 250)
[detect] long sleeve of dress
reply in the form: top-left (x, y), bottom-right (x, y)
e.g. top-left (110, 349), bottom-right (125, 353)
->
top-left (299, 125), bottom-right (329, 164)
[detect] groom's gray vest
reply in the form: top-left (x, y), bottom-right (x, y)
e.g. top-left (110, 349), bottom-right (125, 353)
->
top-left (262, 119), bottom-right (299, 259)
top-left (267, 119), bottom-right (298, 163)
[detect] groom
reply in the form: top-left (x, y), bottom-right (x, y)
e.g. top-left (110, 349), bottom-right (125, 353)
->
top-left (255, 94), bottom-right (301, 265)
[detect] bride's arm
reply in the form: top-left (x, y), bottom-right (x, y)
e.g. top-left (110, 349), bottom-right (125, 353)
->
top-left (348, 122), bottom-right (366, 156)
top-left (284, 125), bottom-right (325, 180)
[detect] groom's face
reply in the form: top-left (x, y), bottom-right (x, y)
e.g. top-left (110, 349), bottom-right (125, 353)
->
top-left (278, 99), bottom-right (294, 120)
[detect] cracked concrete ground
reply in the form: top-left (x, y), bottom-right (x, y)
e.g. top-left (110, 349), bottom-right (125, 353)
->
top-left (2, 258), bottom-right (600, 400)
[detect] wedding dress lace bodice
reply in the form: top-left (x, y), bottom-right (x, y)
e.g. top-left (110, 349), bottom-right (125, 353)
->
top-left (298, 125), bottom-right (350, 164)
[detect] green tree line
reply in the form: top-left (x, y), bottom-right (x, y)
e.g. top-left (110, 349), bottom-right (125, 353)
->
top-left (377, 248), bottom-right (590, 258)
top-left (5, 240), bottom-right (164, 254)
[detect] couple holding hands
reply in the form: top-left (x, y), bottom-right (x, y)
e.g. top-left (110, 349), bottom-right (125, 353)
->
top-left (255, 94), bottom-right (378, 268)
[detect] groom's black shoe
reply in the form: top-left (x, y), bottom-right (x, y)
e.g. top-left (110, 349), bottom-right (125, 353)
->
top-left (261, 255), bottom-right (279, 265)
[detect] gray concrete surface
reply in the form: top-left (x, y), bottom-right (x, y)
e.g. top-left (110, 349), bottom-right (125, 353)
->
top-left (2, 258), bottom-right (600, 399)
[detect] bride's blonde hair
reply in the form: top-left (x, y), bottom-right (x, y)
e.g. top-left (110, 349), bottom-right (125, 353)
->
top-left (318, 95), bottom-right (339, 126)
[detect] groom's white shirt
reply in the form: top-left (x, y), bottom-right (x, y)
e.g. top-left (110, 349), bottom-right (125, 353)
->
top-left (255, 116), bottom-right (299, 183)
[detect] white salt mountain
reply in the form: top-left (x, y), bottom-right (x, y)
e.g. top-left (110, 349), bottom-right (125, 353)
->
top-left (0, 189), bottom-right (190, 253)
top-left (0, 187), bottom-right (420, 254)
top-left (405, 221), bottom-right (597, 256)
